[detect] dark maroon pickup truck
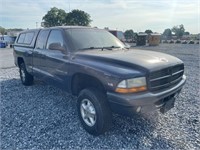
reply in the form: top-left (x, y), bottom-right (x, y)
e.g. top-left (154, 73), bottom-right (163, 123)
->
top-left (13, 26), bottom-right (186, 135)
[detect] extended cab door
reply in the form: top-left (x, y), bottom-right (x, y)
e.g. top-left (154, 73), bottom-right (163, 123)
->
top-left (33, 29), bottom-right (50, 78)
top-left (42, 29), bottom-right (70, 89)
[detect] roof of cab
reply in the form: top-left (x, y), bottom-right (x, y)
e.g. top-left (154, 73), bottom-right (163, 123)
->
top-left (19, 26), bottom-right (103, 34)
top-left (47, 26), bottom-right (101, 31)
top-left (50, 26), bottom-right (96, 29)
top-left (19, 29), bottom-right (40, 34)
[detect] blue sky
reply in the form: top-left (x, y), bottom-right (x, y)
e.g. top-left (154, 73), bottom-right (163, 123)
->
top-left (0, 0), bottom-right (199, 34)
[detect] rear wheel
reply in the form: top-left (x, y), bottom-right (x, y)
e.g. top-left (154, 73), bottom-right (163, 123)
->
top-left (19, 63), bottom-right (33, 86)
top-left (77, 88), bottom-right (112, 135)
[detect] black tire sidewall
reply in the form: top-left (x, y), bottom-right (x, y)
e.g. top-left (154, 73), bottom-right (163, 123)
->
top-left (19, 63), bottom-right (33, 85)
top-left (77, 88), bottom-right (111, 135)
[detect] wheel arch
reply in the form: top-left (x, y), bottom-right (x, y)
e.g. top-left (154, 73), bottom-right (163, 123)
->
top-left (71, 73), bottom-right (106, 96)
top-left (17, 57), bottom-right (24, 66)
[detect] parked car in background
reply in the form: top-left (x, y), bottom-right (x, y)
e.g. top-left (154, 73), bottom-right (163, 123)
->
top-left (0, 35), bottom-right (16, 47)
top-left (0, 41), bottom-right (6, 48)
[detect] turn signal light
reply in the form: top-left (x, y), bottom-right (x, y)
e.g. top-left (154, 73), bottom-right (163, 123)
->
top-left (115, 86), bottom-right (147, 94)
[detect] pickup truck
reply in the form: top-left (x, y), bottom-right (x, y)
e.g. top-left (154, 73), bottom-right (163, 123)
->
top-left (13, 26), bottom-right (186, 135)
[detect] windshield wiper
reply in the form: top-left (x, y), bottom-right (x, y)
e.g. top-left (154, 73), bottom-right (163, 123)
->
top-left (78, 47), bottom-right (102, 51)
top-left (78, 46), bottom-right (121, 51)
top-left (102, 46), bottom-right (121, 51)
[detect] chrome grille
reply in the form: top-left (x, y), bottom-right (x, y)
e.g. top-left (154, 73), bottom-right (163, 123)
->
top-left (149, 64), bottom-right (184, 91)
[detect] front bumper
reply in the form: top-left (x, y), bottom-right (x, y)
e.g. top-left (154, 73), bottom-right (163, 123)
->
top-left (107, 75), bottom-right (186, 115)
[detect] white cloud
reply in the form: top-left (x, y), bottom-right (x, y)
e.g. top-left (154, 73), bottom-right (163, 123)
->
top-left (0, 0), bottom-right (199, 33)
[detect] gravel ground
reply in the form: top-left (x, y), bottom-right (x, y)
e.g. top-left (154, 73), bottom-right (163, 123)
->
top-left (0, 44), bottom-right (200, 149)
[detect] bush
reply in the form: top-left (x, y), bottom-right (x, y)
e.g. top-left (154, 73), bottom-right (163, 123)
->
top-left (175, 40), bottom-right (181, 44)
top-left (163, 40), bottom-right (168, 43)
top-left (182, 40), bottom-right (187, 44)
top-left (188, 40), bottom-right (194, 44)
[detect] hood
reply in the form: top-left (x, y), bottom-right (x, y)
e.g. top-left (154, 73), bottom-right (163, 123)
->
top-left (73, 49), bottom-right (183, 72)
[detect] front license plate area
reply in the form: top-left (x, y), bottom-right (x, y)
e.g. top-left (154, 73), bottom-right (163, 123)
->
top-left (160, 97), bottom-right (175, 114)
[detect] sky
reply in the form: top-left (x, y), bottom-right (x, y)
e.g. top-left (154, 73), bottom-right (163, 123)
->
top-left (0, 0), bottom-right (199, 34)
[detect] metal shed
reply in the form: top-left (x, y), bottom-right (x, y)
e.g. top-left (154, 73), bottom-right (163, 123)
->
top-left (148, 34), bottom-right (161, 46)
top-left (136, 33), bottom-right (147, 46)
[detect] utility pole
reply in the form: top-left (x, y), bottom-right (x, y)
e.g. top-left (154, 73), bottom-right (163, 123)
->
top-left (69, 2), bottom-right (71, 12)
top-left (36, 22), bottom-right (38, 28)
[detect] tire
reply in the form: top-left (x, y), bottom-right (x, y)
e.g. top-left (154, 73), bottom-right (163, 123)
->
top-left (19, 63), bottom-right (33, 86)
top-left (77, 88), bottom-right (112, 135)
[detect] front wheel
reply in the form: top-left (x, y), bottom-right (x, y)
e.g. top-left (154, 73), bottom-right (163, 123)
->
top-left (19, 63), bottom-right (33, 86)
top-left (77, 88), bottom-right (112, 135)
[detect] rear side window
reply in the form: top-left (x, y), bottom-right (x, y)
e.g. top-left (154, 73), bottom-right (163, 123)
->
top-left (17, 33), bottom-right (26, 43)
top-left (24, 32), bottom-right (35, 44)
top-left (36, 30), bottom-right (50, 49)
top-left (17, 32), bottom-right (35, 44)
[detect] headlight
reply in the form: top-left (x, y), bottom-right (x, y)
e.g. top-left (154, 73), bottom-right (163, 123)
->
top-left (115, 77), bottom-right (147, 93)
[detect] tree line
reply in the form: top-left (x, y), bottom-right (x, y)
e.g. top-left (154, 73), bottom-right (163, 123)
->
top-left (163, 24), bottom-right (190, 39)
top-left (124, 24), bottom-right (190, 41)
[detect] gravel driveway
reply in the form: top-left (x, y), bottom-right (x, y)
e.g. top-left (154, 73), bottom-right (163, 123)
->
top-left (0, 44), bottom-right (199, 149)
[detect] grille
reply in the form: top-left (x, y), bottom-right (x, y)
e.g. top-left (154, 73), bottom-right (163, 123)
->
top-left (149, 64), bottom-right (184, 91)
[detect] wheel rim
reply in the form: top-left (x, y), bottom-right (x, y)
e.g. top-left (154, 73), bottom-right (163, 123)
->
top-left (20, 67), bottom-right (26, 82)
top-left (80, 99), bottom-right (96, 127)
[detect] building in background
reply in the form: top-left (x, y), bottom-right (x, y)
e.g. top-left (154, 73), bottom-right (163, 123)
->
top-left (108, 30), bottom-right (126, 42)
top-left (148, 33), bottom-right (161, 46)
top-left (136, 33), bottom-right (147, 46)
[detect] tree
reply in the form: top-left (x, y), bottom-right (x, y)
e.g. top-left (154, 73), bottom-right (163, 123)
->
top-left (0, 26), bottom-right (6, 35)
top-left (65, 9), bottom-right (92, 26)
top-left (145, 29), bottom-right (153, 34)
top-left (171, 24), bottom-right (185, 38)
top-left (42, 7), bottom-right (67, 27)
top-left (163, 28), bottom-right (172, 39)
top-left (42, 8), bottom-right (92, 27)
top-left (184, 31), bottom-right (190, 35)
top-left (124, 29), bottom-right (134, 40)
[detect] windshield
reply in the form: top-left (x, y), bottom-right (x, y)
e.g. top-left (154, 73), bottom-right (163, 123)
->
top-left (65, 28), bottom-right (125, 51)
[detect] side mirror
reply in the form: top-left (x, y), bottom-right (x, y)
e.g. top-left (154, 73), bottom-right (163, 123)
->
top-left (48, 43), bottom-right (65, 51)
